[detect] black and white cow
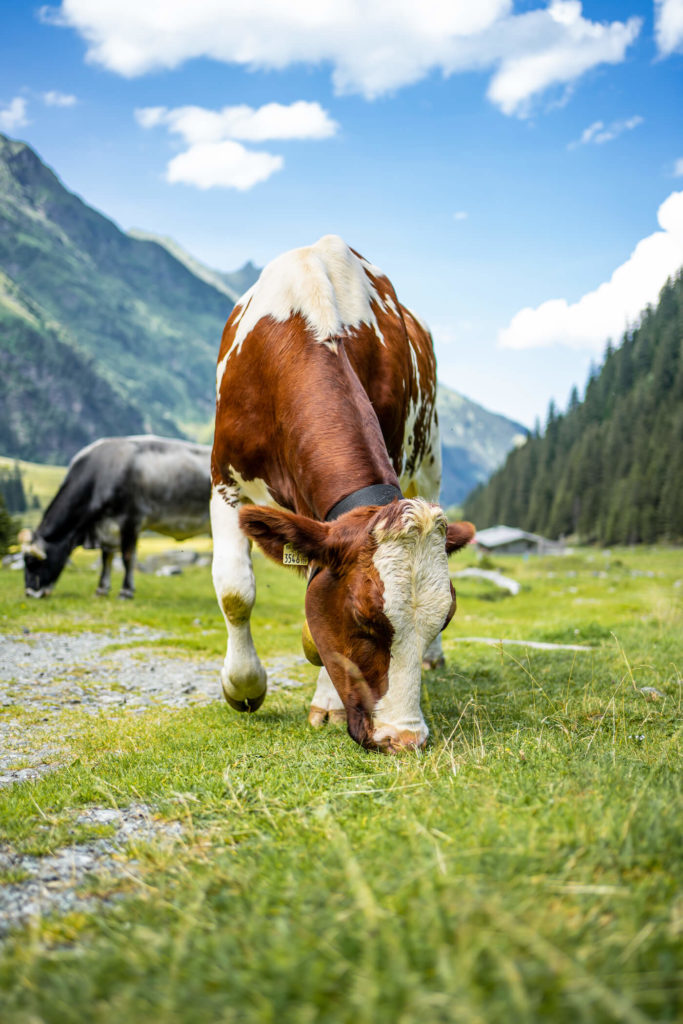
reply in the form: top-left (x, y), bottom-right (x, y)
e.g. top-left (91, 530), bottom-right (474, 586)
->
top-left (21, 436), bottom-right (211, 599)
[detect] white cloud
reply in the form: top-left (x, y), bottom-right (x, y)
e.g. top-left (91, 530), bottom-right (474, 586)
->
top-left (655, 0), bottom-right (683, 55)
top-left (454, 211), bottom-right (468, 221)
top-left (578, 120), bottom-right (605, 144)
top-left (136, 100), bottom-right (336, 190)
top-left (485, 2), bottom-right (641, 117)
top-left (499, 191), bottom-right (683, 352)
top-left (43, 90), bottom-right (77, 106)
top-left (167, 141), bottom-right (283, 191)
top-left (0, 97), bottom-right (29, 132)
top-left (675, 157), bottom-right (683, 176)
top-left (569, 114), bottom-right (643, 148)
top-left (46, 0), bottom-right (640, 116)
top-left (136, 102), bottom-right (337, 144)
top-left (135, 106), bottom-right (166, 129)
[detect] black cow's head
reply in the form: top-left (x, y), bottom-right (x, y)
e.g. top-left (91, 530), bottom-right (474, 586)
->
top-left (19, 529), bottom-right (72, 598)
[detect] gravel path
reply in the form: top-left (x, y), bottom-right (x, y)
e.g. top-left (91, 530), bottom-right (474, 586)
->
top-left (0, 626), bottom-right (310, 937)
top-left (1, 626), bottom-right (308, 786)
top-left (0, 803), bottom-right (184, 935)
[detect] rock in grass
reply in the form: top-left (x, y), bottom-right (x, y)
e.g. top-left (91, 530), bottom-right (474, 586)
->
top-left (639, 686), bottom-right (664, 701)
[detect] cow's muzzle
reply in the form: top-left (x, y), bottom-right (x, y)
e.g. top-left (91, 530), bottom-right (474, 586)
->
top-left (371, 722), bottom-right (429, 753)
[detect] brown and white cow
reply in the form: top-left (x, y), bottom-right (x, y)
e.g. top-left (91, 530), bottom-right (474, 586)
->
top-left (211, 235), bottom-right (474, 752)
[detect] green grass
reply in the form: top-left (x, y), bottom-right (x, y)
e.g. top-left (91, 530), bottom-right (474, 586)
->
top-left (0, 541), bottom-right (681, 1023)
top-left (0, 455), bottom-right (67, 527)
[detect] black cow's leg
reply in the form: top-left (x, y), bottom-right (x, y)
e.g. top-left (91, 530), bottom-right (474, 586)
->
top-left (96, 547), bottom-right (114, 596)
top-left (422, 636), bottom-right (446, 670)
top-left (118, 522), bottom-right (138, 599)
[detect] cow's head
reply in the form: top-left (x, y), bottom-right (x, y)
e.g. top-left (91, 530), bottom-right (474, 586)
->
top-left (19, 529), bottom-right (68, 598)
top-left (239, 499), bottom-right (474, 752)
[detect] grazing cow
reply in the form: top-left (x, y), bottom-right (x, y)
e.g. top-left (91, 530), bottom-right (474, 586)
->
top-left (212, 235), bottom-right (474, 753)
top-left (21, 436), bottom-right (211, 599)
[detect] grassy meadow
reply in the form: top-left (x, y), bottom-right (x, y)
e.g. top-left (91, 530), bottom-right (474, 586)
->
top-left (0, 538), bottom-right (681, 1023)
top-left (0, 456), bottom-right (66, 530)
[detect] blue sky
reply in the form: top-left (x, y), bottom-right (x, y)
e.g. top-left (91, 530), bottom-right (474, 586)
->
top-left (1, 1), bottom-right (682, 427)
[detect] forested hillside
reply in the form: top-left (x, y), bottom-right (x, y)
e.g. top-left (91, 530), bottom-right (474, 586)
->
top-left (464, 272), bottom-right (683, 544)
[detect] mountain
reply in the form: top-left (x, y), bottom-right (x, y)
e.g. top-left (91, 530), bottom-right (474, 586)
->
top-left (0, 284), bottom-right (145, 463)
top-left (0, 133), bottom-right (523, 497)
top-left (0, 133), bottom-right (233, 454)
top-left (127, 229), bottom-right (260, 303)
top-left (463, 272), bottom-right (683, 544)
top-left (436, 386), bottom-right (526, 506)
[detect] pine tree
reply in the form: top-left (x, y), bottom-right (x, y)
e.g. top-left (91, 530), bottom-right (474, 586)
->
top-left (0, 462), bottom-right (27, 513)
top-left (0, 492), bottom-right (16, 557)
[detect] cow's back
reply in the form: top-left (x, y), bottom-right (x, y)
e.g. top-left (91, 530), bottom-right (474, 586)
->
top-left (343, 294), bottom-right (438, 487)
top-left (39, 436), bottom-right (211, 540)
top-left (129, 438), bottom-right (211, 537)
top-left (214, 236), bottom-right (439, 503)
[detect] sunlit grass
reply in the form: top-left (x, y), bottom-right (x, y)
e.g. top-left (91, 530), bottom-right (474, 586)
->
top-left (0, 542), bottom-right (681, 1022)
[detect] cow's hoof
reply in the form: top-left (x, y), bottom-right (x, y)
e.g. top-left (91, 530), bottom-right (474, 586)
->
top-left (95, 587), bottom-right (110, 597)
top-left (422, 655), bottom-right (445, 670)
top-left (221, 666), bottom-right (267, 713)
top-left (118, 589), bottom-right (134, 600)
top-left (308, 705), bottom-right (327, 728)
top-left (308, 706), bottom-right (347, 727)
top-left (223, 691), bottom-right (266, 713)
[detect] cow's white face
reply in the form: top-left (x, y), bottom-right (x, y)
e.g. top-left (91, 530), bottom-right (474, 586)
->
top-left (369, 507), bottom-right (455, 749)
top-left (239, 499), bottom-right (472, 752)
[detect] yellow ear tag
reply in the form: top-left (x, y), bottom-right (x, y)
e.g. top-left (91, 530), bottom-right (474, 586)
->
top-left (283, 543), bottom-right (308, 567)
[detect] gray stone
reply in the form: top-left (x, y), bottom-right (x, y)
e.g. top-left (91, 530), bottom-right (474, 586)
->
top-left (155, 564), bottom-right (183, 576)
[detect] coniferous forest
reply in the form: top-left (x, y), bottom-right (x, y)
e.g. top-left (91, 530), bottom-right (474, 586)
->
top-left (463, 271), bottom-right (683, 545)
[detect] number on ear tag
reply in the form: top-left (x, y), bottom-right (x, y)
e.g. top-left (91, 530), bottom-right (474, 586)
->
top-left (283, 543), bottom-right (308, 566)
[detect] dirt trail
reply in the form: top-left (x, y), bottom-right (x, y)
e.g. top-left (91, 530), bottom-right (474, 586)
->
top-left (0, 627), bottom-right (307, 786)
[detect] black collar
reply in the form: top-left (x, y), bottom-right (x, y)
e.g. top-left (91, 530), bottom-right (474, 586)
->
top-left (307, 483), bottom-right (402, 588)
top-left (324, 483), bottom-right (403, 522)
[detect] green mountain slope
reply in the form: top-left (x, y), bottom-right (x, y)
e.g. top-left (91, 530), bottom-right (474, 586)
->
top-left (127, 229), bottom-right (260, 304)
top-left (463, 272), bottom-right (683, 543)
top-left (436, 386), bottom-right (526, 505)
top-left (0, 298), bottom-right (145, 462)
top-left (0, 133), bottom-right (233, 447)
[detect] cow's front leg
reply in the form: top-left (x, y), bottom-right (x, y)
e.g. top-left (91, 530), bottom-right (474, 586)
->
top-left (422, 634), bottom-right (445, 670)
top-left (95, 548), bottom-right (114, 596)
top-left (211, 486), bottom-right (267, 713)
top-left (309, 668), bottom-right (347, 727)
top-left (118, 521), bottom-right (138, 599)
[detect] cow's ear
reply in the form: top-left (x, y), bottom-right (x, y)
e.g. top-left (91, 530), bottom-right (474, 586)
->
top-left (239, 506), bottom-right (332, 568)
top-left (445, 520), bottom-right (475, 554)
